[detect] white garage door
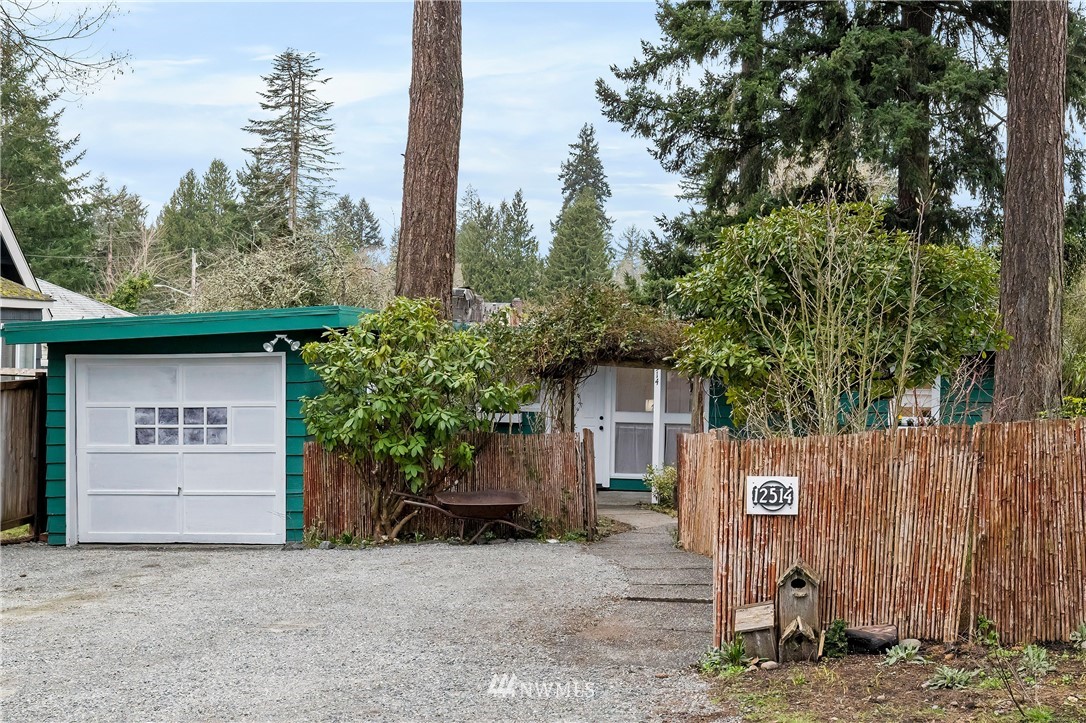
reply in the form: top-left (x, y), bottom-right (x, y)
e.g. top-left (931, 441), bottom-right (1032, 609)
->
top-left (74, 355), bottom-right (285, 543)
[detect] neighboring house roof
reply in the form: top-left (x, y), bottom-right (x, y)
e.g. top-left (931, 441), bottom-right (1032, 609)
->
top-left (0, 204), bottom-right (44, 294)
top-left (1, 277), bottom-right (52, 303)
top-left (36, 279), bottom-right (134, 321)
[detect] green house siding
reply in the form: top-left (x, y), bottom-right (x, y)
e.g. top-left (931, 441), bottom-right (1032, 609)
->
top-left (39, 331), bottom-right (333, 545)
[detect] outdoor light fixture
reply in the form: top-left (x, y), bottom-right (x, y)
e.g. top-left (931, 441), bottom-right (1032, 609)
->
top-left (263, 334), bottom-right (301, 353)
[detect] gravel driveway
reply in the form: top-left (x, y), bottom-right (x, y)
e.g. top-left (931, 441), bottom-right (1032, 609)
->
top-left (1, 541), bottom-right (716, 722)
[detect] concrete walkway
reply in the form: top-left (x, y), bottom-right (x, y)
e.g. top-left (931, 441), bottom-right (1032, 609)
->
top-left (555, 490), bottom-right (715, 672)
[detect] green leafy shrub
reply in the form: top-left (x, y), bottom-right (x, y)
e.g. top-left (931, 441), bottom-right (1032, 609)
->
top-left (923, 666), bottom-right (979, 689)
top-left (880, 643), bottom-right (926, 666)
top-left (823, 618), bottom-right (849, 658)
top-left (301, 297), bottom-right (536, 539)
top-left (1070, 621), bottom-right (1086, 649)
top-left (700, 636), bottom-right (750, 675)
top-left (1018, 644), bottom-right (1057, 679)
top-left (644, 465), bottom-right (677, 509)
top-left (672, 201), bottom-right (1004, 436)
top-left (976, 614), bottom-right (1000, 646)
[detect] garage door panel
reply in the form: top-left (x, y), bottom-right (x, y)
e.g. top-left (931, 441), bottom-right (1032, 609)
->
top-left (86, 408), bottom-right (130, 445)
top-left (182, 362), bottom-right (279, 402)
top-left (231, 407), bottom-right (277, 445)
top-left (86, 453), bottom-right (179, 492)
top-left (83, 494), bottom-right (179, 535)
top-left (182, 495), bottom-right (280, 536)
top-left (86, 364), bottom-right (178, 403)
top-left (182, 453), bottom-right (277, 493)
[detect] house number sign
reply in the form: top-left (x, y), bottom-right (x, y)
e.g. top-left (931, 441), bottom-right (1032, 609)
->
top-left (745, 476), bottom-right (799, 515)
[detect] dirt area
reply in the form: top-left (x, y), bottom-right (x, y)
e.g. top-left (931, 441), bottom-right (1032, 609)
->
top-left (703, 642), bottom-right (1086, 722)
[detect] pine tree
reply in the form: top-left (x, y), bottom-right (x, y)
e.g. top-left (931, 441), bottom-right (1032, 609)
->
top-left (86, 176), bottom-right (147, 288)
top-left (0, 42), bottom-right (94, 291)
top-left (157, 169), bottom-right (203, 253)
top-left (542, 188), bottom-right (612, 294)
top-left (237, 147), bottom-right (289, 245)
top-left (329, 194), bottom-right (384, 251)
top-left (242, 49), bottom-right (338, 234)
top-left (555, 123), bottom-right (612, 230)
top-left (456, 188), bottom-right (540, 301)
top-left (200, 159), bottom-right (243, 251)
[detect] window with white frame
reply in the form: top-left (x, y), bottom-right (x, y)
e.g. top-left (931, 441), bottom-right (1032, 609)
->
top-left (895, 379), bottom-right (941, 427)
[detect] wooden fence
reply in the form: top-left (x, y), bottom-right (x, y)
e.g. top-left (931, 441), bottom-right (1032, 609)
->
top-left (676, 419), bottom-right (1086, 644)
top-left (2, 374), bottom-right (45, 533)
top-left (304, 430), bottom-right (597, 541)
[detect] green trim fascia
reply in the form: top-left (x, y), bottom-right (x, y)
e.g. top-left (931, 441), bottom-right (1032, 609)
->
top-left (1, 305), bottom-right (371, 345)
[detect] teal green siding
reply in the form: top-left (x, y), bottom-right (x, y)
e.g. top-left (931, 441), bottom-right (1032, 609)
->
top-left (608, 477), bottom-right (650, 492)
top-left (707, 382), bottom-right (735, 431)
top-left (44, 331), bottom-right (329, 545)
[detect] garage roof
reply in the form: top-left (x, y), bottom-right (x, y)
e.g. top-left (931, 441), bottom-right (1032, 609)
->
top-left (0, 305), bottom-right (372, 345)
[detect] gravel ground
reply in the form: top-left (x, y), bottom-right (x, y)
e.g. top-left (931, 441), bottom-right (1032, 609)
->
top-left (1, 541), bottom-right (717, 722)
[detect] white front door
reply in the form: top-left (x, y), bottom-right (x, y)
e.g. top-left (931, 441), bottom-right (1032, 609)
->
top-left (73, 355), bottom-right (285, 543)
top-left (573, 368), bottom-right (611, 487)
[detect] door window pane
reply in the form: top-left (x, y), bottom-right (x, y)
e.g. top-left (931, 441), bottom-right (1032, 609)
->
top-left (664, 424), bottom-right (693, 466)
top-left (665, 372), bottom-right (693, 414)
top-left (615, 367), bottom-right (654, 413)
top-left (614, 423), bottom-right (652, 474)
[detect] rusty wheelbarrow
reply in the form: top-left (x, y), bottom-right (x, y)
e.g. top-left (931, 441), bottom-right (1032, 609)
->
top-left (397, 489), bottom-right (533, 544)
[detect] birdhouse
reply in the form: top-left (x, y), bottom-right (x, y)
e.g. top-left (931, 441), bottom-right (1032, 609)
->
top-left (776, 561), bottom-right (822, 662)
top-left (734, 601), bottom-right (777, 662)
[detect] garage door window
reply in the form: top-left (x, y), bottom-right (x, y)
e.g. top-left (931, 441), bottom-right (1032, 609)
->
top-left (135, 405), bottom-right (227, 445)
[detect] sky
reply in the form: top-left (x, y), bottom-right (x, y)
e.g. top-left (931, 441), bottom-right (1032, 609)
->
top-left (57, 0), bottom-right (690, 254)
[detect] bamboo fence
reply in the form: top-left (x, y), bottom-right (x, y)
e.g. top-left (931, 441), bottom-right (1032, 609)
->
top-left (676, 430), bottom-right (723, 557)
top-left (676, 418), bottom-right (1086, 645)
top-left (304, 430), bottom-right (597, 541)
top-left (970, 419), bottom-right (1086, 643)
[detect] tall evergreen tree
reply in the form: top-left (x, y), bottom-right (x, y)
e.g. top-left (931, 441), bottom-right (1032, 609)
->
top-left (237, 147), bottom-right (289, 245)
top-left (0, 42), bottom-right (94, 290)
top-left (86, 176), bottom-right (147, 287)
top-left (995, 0), bottom-right (1068, 420)
top-left (200, 159), bottom-right (243, 251)
top-left (542, 187), bottom-right (612, 294)
top-left (396, 0), bottom-right (463, 314)
top-left (456, 188), bottom-right (540, 301)
top-left (329, 194), bottom-right (384, 251)
top-left (242, 49), bottom-right (338, 233)
top-left (559, 124), bottom-right (612, 209)
top-left (598, 1), bottom-right (1086, 301)
top-left (158, 160), bottom-right (244, 256)
top-left (157, 169), bottom-right (203, 253)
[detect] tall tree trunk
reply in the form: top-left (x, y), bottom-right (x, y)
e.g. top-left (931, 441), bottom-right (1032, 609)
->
top-left (396, 0), bottom-right (463, 315)
top-left (897, 1), bottom-right (934, 239)
top-left (994, 0), bottom-right (1066, 421)
top-left (736, 4), bottom-right (764, 202)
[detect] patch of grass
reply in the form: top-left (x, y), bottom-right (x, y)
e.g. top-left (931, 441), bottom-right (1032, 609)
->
top-left (788, 671), bottom-right (808, 687)
top-left (977, 674), bottom-right (1005, 690)
top-left (1, 524), bottom-right (31, 541)
top-left (1022, 705), bottom-right (1055, 722)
